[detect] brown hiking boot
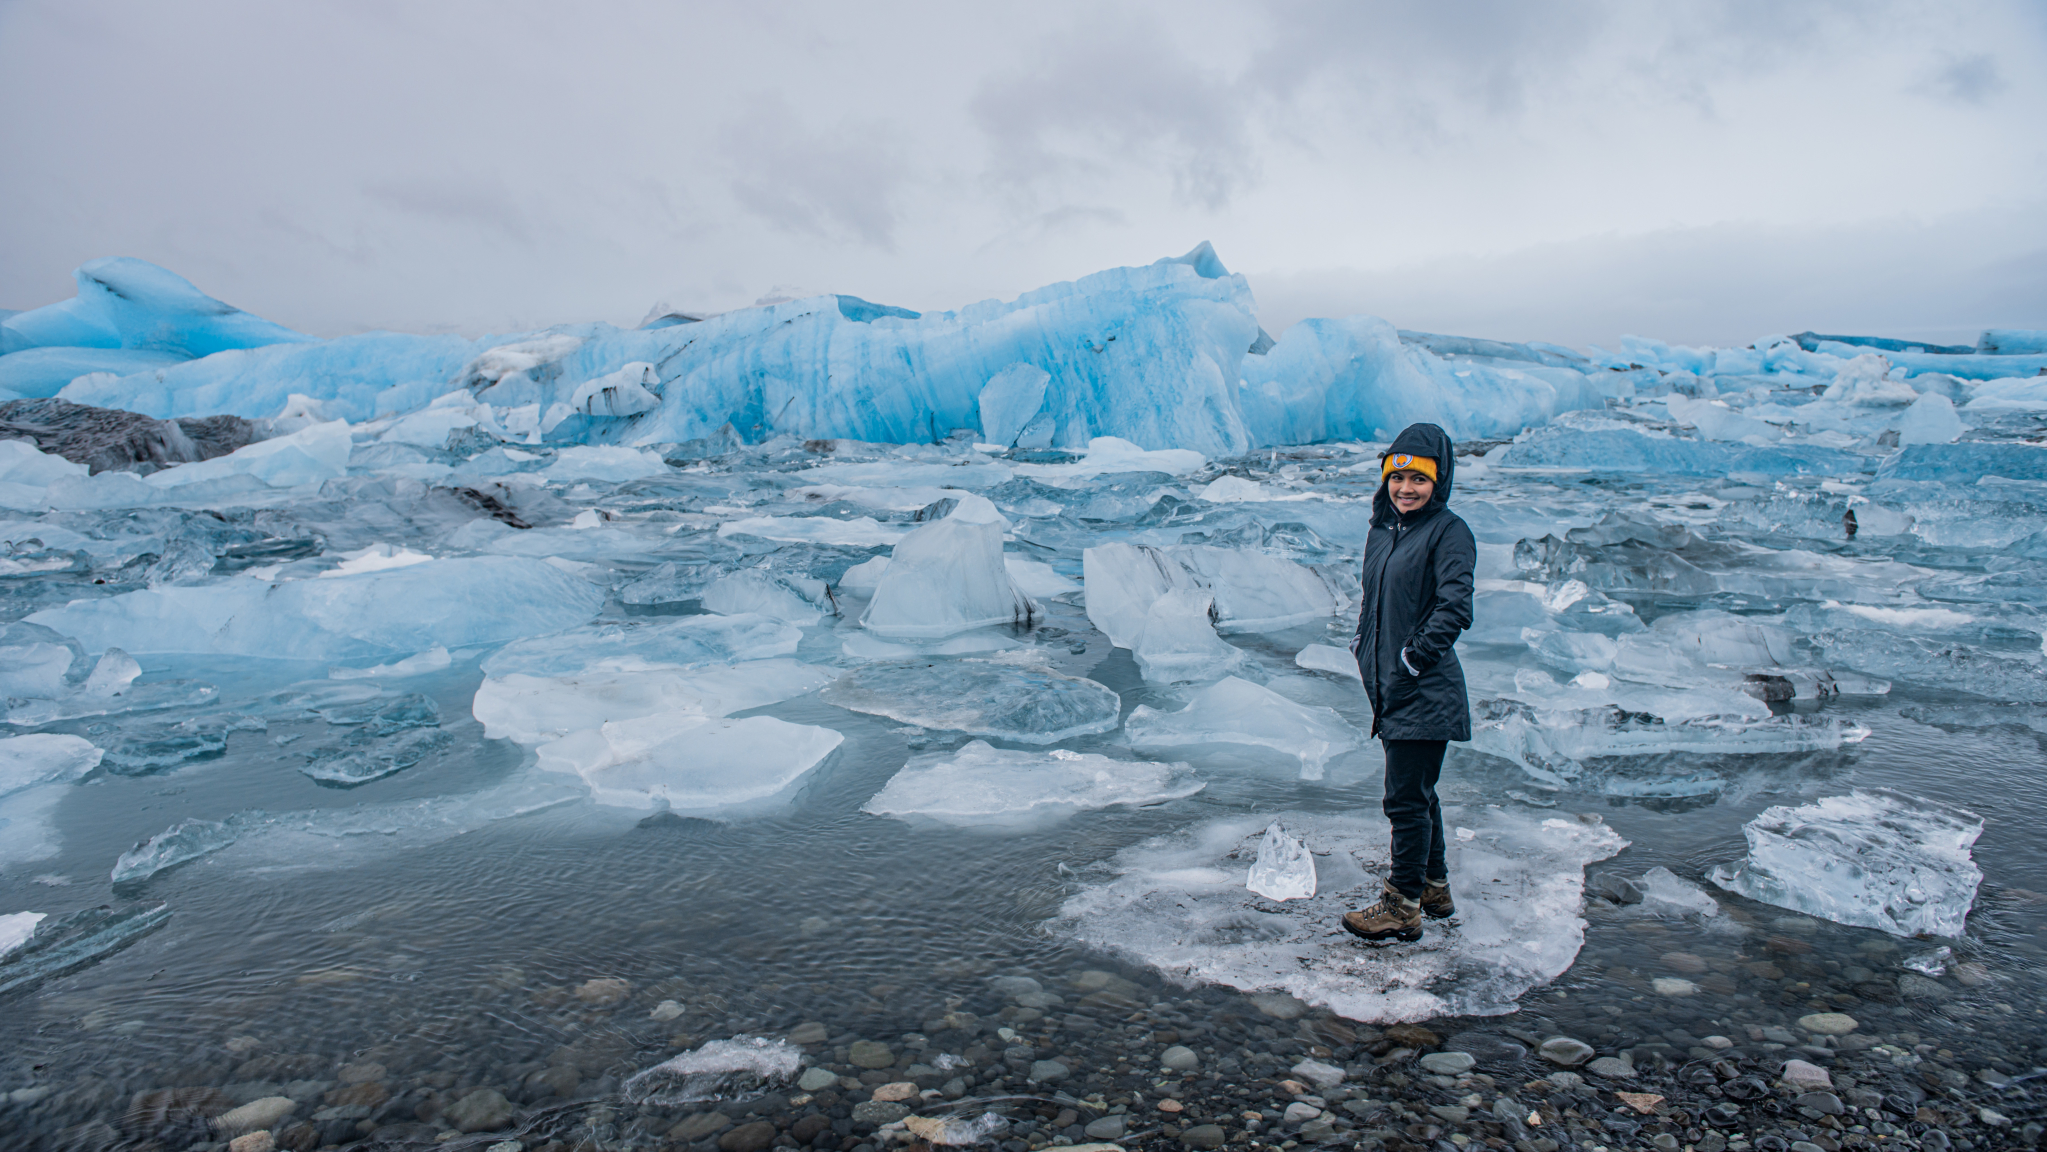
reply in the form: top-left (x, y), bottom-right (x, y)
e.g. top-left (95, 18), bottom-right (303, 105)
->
top-left (1421, 878), bottom-right (1455, 920)
top-left (1342, 881), bottom-right (1423, 943)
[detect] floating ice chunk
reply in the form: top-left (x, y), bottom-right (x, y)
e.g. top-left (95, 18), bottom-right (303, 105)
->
top-left (330, 646), bottom-right (452, 680)
top-left (0, 621), bottom-right (86, 697)
top-left (1131, 589), bottom-right (1244, 683)
top-left (144, 420), bottom-right (351, 490)
top-left (1010, 436), bottom-right (1206, 478)
top-left (1199, 476), bottom-right (1268, 502)
top-left (473, 659), bottom-right (836, 745)
top-left (1294, 643), bottom-right (1362, 682)
top-left (377, 394), bottom-right (505, 447)
top-left (1664, 394), bottom-right (1781, 445)
top-left (623, 1036), bottom-right (802, 1105)
top-left (1125, 677), bottom-right (1362, 780)
top-left (0, 734), bottom-right (103, 797)
top-left (319, 542), bottom-right (434, 578)
top-left (299, 729), bottom-right (451, 786)
top-left (1874, 441), bottom-right (2047, 483)
top-left (1498, 425), bottom-right (1863, 476)
top-left (457, 332), bottom-right (584, 390)
top-left (1472, 696), bottom-right (1864, 787)
top-left (1058, 809), bottom-right (1626, 1022)
top-left (821, 660), bottom-right (1121, 744)
top-left (1826, 354), bottom-right (1919, 406)
top-left (1082, 542), bottom-right (1341, 646)
top-left (8, 258), bottom-right (309, 357)
top-left (0, 902), bottom-right (171, 997)
top-left (1246, 822), bottom-right (1316, 901)
top-left (1239, 313), bottom-right (1602, 445)
top-left (1634, 866), bottom-right (1722, 919)
top-left (112, 815), bottom-right (248, 883)
top-left (570, 361), bottom-right (661, 417)
top-left (701, 570), bottom-right (832, 625)
top-left (81, 648), bottom-right (142, 696)
top-left (0, 439), bottom-right (90, 488)
top-left (536, 712), bottom-right (842, 813)
top-left (978, 363), bottom-right (1052, 448)
top-left (621, 560), bottom-right (725, 605)
top-left (1897, 392), bottom-right (1965, 445)
top-left (0, 911), bottom-right (45, 959)
top-left (1082, 542), bottom-right (1184, 647)
top-left (835, 555), bottom-right (891, 594)
top-left (717, 516), bottom-right (907, 547)
top-left (1003, 557), bottom-right (1081, 598)
top-left (1173, 547), bottom-right (1346, 632)
top-left (543, 445), bottom-right (668, 483)
top-left (861, 740), bottom-right (1201, 827)
top-left (482, 614), bottom-right (801, 677)
top-left (862, 495), bottom-right (1038, 639)
top-left (1709, 790), bottom-right (1983, 938)
top-left (32, 556), bottom-right (604, 660)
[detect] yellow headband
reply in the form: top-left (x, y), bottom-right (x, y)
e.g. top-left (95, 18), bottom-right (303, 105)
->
top-left (1381, 453), bottom-right (1438, 483)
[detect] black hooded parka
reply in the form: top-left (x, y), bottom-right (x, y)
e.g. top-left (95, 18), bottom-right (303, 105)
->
top-left (1352, 422), bottom-right (1476, 741)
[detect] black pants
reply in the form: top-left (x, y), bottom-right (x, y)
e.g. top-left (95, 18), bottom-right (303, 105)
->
top-left (1381, 738), bottom-right (1448, 900)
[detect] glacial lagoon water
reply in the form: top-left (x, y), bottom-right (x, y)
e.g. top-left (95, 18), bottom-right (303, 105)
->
top-left (3, 427), bottom-right (2046, 1152)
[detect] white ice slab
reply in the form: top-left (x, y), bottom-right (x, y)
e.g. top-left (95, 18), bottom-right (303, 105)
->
top-left (1131, 589), bottom-right (1244, 683)
top-left (862, 494), bottom-right (1038, 639)
top-left (861, 740), bottom-right (1201, 828)
top-left (1126, 676), bottom-right (1362, 779)
top-left (535, 712), bottom-right (843, 813)
top-left (473, 658), bottom-right (835, 745)
top-left (1709, 790), bottom-right (1982, 937)
top-left (1059, 808), bottom-right (1627, 1022)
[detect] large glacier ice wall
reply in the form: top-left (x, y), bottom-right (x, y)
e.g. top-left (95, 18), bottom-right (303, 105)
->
top-left (13, 245), bottom-right (1608, 453)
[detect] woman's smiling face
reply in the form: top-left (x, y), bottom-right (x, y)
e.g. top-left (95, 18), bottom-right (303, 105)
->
top-left (1387, 469), bottom-right (1435, 513)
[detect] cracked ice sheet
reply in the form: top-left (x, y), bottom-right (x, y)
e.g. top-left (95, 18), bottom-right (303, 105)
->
top-left (1059, 808), bottom-right (1626, 1023)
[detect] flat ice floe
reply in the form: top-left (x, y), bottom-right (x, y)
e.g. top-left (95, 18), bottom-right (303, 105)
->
top-left (820, 660), bottom-right (1122, 743)
top-left (1709, 790), bottom-right (1983, 937)
top-left (1125, 677), bottom-right (1362, 779)
top-left (29, 555), bottom-right (605, 660)
top-left (1059, 808), bottom-right (1626, 1022)
top-left (473, 658), bottom-right (836, 745)
top-left (862, 740), bottom-right (1201, 828)
top-left (536, 713), bottom-right (843, 814)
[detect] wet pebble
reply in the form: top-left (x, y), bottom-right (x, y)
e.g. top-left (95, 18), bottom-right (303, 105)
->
top-left (1539, 1037), bottom-right (1594, 1066)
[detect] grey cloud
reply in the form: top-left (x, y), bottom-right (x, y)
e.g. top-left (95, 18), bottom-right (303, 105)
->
top-left (971, 14), bottom-right (1257, 210)
top-left (1921, 53), bottom-right (2006, 104)
top-left (720, 98), bottom-right (908, 250)
top-left (362, 181), bottom-right (534, 243)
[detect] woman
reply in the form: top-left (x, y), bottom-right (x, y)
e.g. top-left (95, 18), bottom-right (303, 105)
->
top-left (1342, 422), bottom-right (1475, 944)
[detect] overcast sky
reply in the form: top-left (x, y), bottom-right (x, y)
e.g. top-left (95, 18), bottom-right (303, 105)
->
top-left (2, 0), bottom-right (2042, 349)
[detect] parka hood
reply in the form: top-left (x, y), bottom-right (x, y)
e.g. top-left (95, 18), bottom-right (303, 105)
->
top-left (1372, 422), bottom-right (1456, 527)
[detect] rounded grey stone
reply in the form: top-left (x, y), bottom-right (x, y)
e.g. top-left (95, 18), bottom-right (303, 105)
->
top-left (797, 1068), bottom-right (838, 1092)
top-left (444, 1089), bottom-right (517, 1133)
top-left (848, 1040), bottom-right (895, 1069)
top-left (1419, 1052), bottom-right (1475, 1075)
top-left (1180, 1123), bottom-right (1226, 1149)
top-left (1085, 1115), bottom-right (1127, 1140)
top-left (1028, 1059), bottom-right (1068, 1083)
top-left (852, 1100), bottom-right (910, 1127)
top-left (1160, 1045), bottom-right (1200, 1072)
top-left (1585, 1056), bottom-right (1635, 1079)
top-left (1538, 1037), bottom-right (1594, 1067)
